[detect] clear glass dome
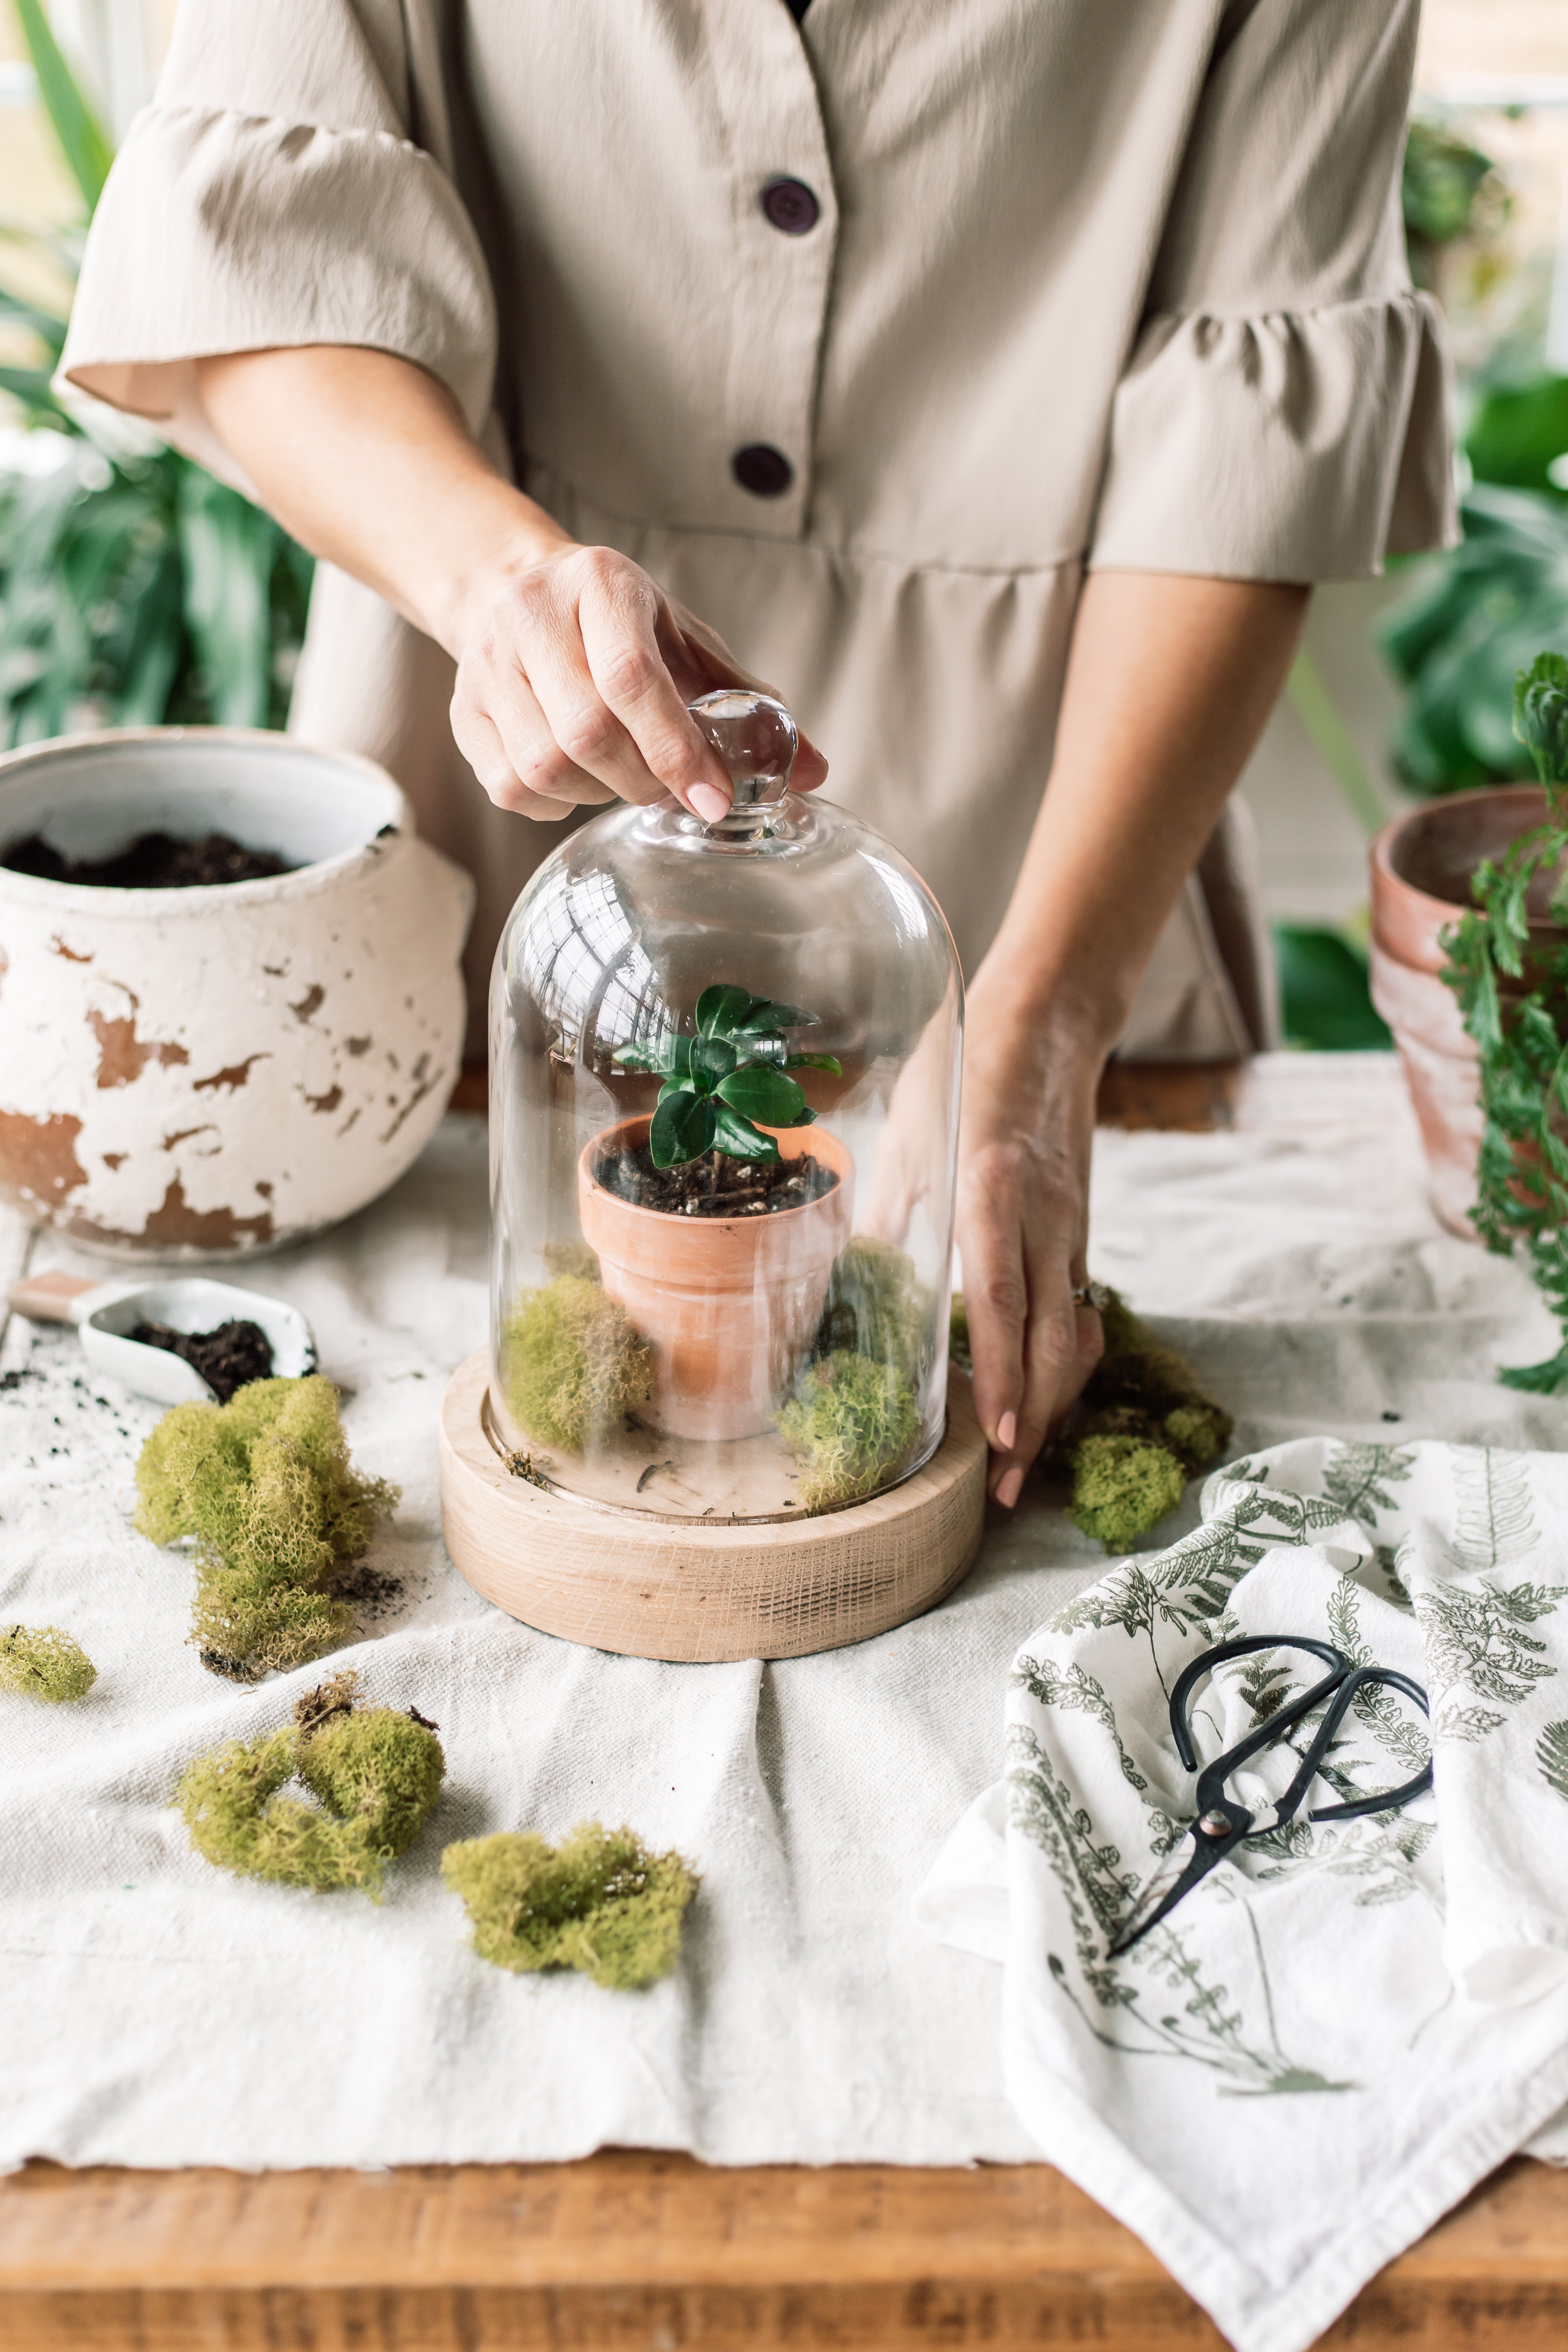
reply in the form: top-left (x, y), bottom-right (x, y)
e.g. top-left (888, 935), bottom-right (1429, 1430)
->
top-left (488, 690), bottom-right (962, 1525)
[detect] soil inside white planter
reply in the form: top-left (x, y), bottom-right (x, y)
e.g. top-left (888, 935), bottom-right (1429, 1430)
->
top-left (1, 830), bottom-right (296, 889)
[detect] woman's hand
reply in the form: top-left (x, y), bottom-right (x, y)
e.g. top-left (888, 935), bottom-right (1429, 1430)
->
top-left (192, 346), bottom-right (828, 823)
top-left (957, 972), bottom-right (1106, 1508)
top-left (447, 534), bottom-right (827, 822)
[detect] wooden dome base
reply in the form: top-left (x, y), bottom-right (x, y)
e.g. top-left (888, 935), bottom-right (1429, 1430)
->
top-left (437, 1350), bottom-right (988, 1663)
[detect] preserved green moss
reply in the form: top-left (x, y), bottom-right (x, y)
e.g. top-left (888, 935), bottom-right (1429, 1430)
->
top-left (0, 1624), bottom-right (96, 1702)
top-left (778, 1349), bottom-right (920, 1513)
top-left (1063, 1291), bottom-right (1231, 1547)
top-left (176, 1669), bottom-right (445, 1898)
top-left (499, 1275), bottom-right (654, 1452)
top-left (813, 1236), bottom-right (932, 1387)
top-left (1070, 1434), bottom-right (1188, 1551)
top-left (442, 1819), bottom-right (698, 1990)
top-left (134, 1374), bottom-right (399, 1682)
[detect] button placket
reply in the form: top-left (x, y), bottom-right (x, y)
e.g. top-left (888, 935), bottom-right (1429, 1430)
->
top-left (705, 0), bottom-right (839, 534)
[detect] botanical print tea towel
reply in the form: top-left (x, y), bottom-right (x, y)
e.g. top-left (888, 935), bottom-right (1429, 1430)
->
top-left (917, 1438), bottom-right (1568, 2352)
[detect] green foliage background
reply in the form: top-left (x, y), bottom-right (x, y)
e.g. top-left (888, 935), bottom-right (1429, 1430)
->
top-left (0, 0), bottom-right (313, 749)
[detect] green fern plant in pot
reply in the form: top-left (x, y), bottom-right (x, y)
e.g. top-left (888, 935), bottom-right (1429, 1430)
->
top-left (578, 986), bottom-right (854, 1442)
top-left (1442, 654), bottom-right (1568, 1390)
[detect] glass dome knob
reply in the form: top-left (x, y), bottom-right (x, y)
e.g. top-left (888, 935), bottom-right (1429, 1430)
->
top-left (689, 688), bottom-right (797, 819)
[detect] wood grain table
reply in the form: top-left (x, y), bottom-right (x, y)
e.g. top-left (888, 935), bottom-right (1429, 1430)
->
top-left (6, 1059), bottom-right (1563, 2352)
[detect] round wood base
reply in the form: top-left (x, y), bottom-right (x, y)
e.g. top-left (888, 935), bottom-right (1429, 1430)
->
top-left (438, 1350), bottom-right (988, 1663)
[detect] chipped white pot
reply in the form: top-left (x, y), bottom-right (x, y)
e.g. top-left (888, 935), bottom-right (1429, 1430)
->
top-left (0, 728), bottom-right (475, 1260)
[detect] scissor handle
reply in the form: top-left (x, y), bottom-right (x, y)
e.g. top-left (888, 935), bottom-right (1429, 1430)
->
top-left (1304, 1666), bottom-right (1432, 1821)
top-left (1169, 1637), bottom-right (1347, 1771)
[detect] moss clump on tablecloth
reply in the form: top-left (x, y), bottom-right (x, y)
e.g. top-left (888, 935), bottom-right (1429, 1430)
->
top-left (499, 1274), bottom-right (653, 1451)
top-left (0, 1624), bottom-right (96, 1701)
top-left (1067, 1291), bottom-right (1230, 1547)
top-left (1068, 1434), bottom-right (1189, 1551)
top-left (134, 1374), bottom-right (398, 1681)
top-left (951, 1284), bottom-right (1231, 1549)
top-left (176, 1669), bottom-right (445, 1897)
top-left (778, 1349), bottom-right (921, 1513)
top-left (442, 1819), bottom-right (698, 1990)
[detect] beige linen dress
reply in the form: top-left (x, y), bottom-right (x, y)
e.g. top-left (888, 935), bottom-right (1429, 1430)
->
top-left (60, 0), bottom-right (1454, 1053)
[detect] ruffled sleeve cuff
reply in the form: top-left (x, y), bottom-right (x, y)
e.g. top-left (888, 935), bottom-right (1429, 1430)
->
top-left (1088, 290), bottom-right (1456, 582)
top-left (57, 101), bottom-right (497, 483)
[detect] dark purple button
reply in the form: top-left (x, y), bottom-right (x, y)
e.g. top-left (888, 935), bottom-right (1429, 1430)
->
top-left (732, 444), bottom-right (794, 498)
top-left (761, 176), bottom-right (820, 236)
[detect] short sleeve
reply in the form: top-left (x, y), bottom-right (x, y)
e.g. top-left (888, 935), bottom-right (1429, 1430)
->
top-left (57, 0), bottom-right (496, 487)
top-left (1088, 0), bottom-right (1456, 583)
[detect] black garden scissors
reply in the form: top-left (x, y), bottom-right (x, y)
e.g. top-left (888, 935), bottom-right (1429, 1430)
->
top-left (1107, 1636), bottom-right (1432, 1959)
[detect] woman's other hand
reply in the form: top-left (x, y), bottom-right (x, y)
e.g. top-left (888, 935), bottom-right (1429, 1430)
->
top-left (957, 974), bottom-right (1105, 1508)
top-left (194, 346), bottom-right (827, 821)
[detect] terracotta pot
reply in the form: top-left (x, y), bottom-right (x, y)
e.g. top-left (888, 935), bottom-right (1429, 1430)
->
top-left (0, 728), bottom-right (474, 1259)
top-left (1369, 784), bottom-right (1557, 1237)
top-left (578, 1116), bottom-right (855, 1441)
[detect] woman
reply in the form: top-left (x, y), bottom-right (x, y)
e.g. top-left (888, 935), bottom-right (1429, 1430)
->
top-left (60, 0), bottom-right (1452, 1503)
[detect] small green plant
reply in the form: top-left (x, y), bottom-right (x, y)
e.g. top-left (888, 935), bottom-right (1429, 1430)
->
top-left (135, 1375), bottom-right (398, 1680)
top-left (0, 1623), bottom-right (96, 1701)
top-left (614, 984), bottom-right (840, 1168)
top-left (1443, 652), bottom-right (1568, 1392)
top-left (176, 1670), bottom-right (445, 1898)
top-left (442, 1820), bottom-right (698, 1989)
top-left (778, 1350), bottom-right (921, 1512)
top-left (500, 1273), bottom-right (653, 1451)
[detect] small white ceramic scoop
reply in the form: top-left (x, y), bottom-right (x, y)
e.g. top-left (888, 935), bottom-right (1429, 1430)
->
top-left (6, 1270), bottom-right (317, 1405)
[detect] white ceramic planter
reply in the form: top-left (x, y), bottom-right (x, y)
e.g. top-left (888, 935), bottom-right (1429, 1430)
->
top-left (0, 728), bottom-right (474, 1260)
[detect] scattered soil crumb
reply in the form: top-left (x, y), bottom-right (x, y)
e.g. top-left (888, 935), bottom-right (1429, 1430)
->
top-left (326, 1558), bottom-right (403, 1615)
top-left (129, 1318), bottom-right (274, 1403)
top-left (2, 830), bottom-right (296, 889)
top-left (595, 1141), bottom-right (837, 1218)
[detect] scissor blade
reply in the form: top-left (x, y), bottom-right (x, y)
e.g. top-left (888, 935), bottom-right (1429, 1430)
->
top-left (1106, 1818), bottom-right (1251, 1959)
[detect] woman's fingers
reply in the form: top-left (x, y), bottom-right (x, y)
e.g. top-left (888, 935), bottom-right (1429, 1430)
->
top-left (956, 1133), bottom-right (1102, 1508)
top-left (453, 544), bottom-right (746, 819)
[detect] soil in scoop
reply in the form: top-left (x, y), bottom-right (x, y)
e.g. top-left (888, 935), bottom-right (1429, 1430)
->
top-left (128, 1318), bottom-right (275, 1403)
top-left (0, 830), bottom-right (296, 889)
top-left (595, 1141), bottom-right (838, 1218)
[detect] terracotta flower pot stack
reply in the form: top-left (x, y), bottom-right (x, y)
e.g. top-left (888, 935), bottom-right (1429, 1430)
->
top-left (1369, 784), bottom-right (1556, 1237)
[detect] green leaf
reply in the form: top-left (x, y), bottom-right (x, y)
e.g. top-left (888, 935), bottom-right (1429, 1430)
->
top-left (1499, 1347), bottom-right (1568, 1395)
top-left (1514, 653), bottom-right (1568, 790)
top-left (784, 1052), bottom-right (842, 1075)
top-left (711, 1102), bottom-right (778, 1162)
top-left (13, 0), bottom-right (115, 216)
top-left (177, 469), bottom-right (278, 727)
top-left (611, 1042), bottom-right (663, 1072)
top-left (717, 1065), bottom-right (806, 1126)
top-left (695, 983), bottom-right (755, 1038)
top-left (649, 1089), bottom-right (717, 1168)
top-left (688, 1035), bottom-right (737, 1089)
top-left (730, 999), bottom-right (818, 1034)
top-left (1274, 925), bottom-right (1391, 1051)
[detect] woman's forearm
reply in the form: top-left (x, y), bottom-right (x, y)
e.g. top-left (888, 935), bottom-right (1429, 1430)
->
top-left (193, 346), bottom-right (826, 817)
top-left (977, 570), bottom-right (1310, 1053)
top-left (195, 346), bottom-right (563, 653)
top-left (959, 569), bottom-right (1308, 1501)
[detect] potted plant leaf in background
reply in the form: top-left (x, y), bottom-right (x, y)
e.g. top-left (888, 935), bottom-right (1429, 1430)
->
top-left (0, 0), bottom-right (312, 746)
top-left (1371, 653), bottom-right (1568, 1388)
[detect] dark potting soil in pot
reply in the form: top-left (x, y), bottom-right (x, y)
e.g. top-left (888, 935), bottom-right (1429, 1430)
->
top-left (596, 1142), bottom-right (839, 1218)
top-left (128, 1318), bottom-right (275, 1403)
top-left (0, 830), bottom-right (296, 888)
